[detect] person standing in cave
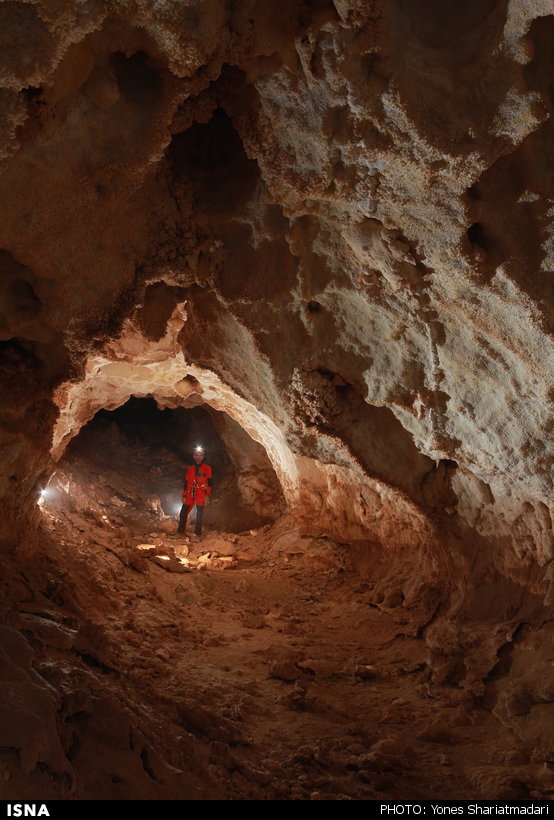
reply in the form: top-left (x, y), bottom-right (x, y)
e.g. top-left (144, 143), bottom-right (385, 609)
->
top-left (178, 446), bottom-right (213, 539)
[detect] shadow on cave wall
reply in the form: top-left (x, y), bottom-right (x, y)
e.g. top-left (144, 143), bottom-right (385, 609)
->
top-left (165, 67), bottom-right (306, 389)
top-left (462, 15), bottom-right (554, 328)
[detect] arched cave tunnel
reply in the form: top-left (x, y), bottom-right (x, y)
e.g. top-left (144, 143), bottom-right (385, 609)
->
top-left (49, 396), bottom-right (285, 537)
top-left (1, 0), bottom-right (554, 806)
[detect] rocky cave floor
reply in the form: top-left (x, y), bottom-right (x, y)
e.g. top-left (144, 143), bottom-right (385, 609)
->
top-left (2, 426), bottom-right (553, 801)
top-left (5, 521), bottom-right (553, 801)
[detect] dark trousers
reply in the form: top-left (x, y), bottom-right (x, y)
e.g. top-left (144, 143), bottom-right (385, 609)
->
top-left (178, 503), bottom-right (204, 535)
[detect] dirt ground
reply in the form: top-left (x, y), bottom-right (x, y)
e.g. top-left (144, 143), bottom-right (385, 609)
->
top-left (5, 491), bottom-right (547, 802)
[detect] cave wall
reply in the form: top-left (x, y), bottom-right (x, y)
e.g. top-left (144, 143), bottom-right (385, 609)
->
top-left (0, 0), bottom-right (553, 688)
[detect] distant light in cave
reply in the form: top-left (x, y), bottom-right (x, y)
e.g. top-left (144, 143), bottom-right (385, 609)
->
top-left (37, 478), bottom-right (57, 505)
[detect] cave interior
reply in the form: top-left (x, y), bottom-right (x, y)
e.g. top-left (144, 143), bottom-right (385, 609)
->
top-left (1, 0), bottom-right (554, 803)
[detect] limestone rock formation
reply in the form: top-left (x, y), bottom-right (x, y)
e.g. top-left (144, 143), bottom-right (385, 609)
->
top-left (0, 0), bottom-right (553, 801)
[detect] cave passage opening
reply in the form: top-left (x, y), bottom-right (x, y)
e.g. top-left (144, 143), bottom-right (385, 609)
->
top-left (41, 397), bottom-right (285, 541)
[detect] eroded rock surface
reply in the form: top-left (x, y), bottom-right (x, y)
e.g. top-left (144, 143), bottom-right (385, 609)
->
top-left (0, 0), bottom-right (554, 800)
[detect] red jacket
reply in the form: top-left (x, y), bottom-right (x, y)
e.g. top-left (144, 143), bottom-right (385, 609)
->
top-left (182, 463), bottom-right (212, 507)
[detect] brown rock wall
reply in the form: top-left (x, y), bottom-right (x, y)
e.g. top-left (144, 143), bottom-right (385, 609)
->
top-left (1, 0), bottom-right (554, 797)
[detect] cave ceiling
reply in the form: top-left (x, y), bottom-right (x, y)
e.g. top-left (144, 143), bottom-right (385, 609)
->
top-left (0, 0), bottom-right (552, 559)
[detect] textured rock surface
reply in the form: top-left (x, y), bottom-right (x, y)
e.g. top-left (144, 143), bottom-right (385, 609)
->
top-left (0, 0), bottom-right (554, 800)
top-left (2, 481), bottom-right (546, 801)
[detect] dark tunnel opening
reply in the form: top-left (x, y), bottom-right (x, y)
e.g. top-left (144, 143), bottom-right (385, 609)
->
top-left (168, 105), bottom-right (260, 214)
top-left (47, 397), bottom-right (284, 539)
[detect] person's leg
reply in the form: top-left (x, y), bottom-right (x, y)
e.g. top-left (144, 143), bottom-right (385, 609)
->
top-left (178, 504), bottom-right (192, 534)
top-left (195, 504), bottom-right (204, 536)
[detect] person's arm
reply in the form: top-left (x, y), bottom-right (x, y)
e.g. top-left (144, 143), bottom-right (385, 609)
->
top-left (182, 467), bottom-right (191, 501)
top-left (205, 466), bottom-right (213, 500)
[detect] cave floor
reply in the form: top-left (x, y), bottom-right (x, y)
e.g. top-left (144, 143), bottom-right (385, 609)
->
top-left (2, 498), bottom-right (538, 802)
